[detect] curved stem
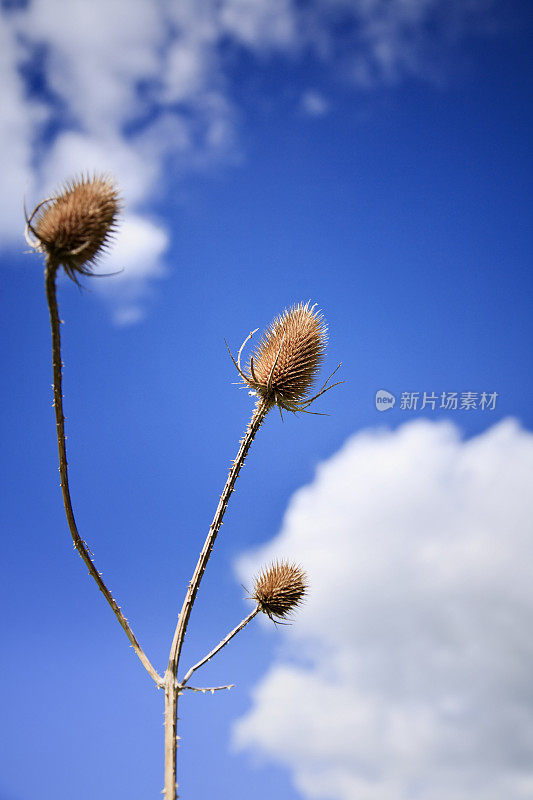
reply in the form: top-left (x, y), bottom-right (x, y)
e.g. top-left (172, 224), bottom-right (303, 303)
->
top-left (180, 607), bottom-right (259, 688)
top-left (45, 259), bottom-right (162, 687)
top-left (164, 398), bottom-right (270, 799)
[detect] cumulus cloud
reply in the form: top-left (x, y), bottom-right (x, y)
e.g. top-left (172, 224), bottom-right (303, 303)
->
top-left (234, 419), bottom-right (533, 800)
top-left (2, 0), bottom-right (496, 320)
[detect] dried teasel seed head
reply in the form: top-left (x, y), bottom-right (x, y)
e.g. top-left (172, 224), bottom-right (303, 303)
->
top-left (245, 302), bottom-right (328, 410)
top-left (227, 301), bottom-right (341, 414)
top-left (26, 174), bottom-right (120, 282)
top-left (252, 560), bottom-right (307, 620)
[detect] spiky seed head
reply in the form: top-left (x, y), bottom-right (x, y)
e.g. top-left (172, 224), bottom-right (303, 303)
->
top-left (252, 560), bottom-right (307, 620)
top-left (29, 174), bottom-right (120, 281)
top-left (245, 302), bottom-right (327, 409)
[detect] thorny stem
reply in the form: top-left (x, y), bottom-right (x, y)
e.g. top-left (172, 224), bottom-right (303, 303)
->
top-left (180, 607), bottom-right (260, 688)
top-left (164, 398), bottom-right (270, 799)
top-left (45, 258), bottom-right (162, 687)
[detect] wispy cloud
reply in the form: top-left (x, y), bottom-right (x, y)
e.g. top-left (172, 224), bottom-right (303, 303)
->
top-left (300, 89), bottom-right (330, 116)
top-left (234, 419), bottom-right (533, 800)
top-left (2, 0), bottom-right (496, 321)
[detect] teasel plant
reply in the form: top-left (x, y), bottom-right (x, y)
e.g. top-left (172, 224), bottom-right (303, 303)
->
top-left (26, 174), bottom-right (342, 799)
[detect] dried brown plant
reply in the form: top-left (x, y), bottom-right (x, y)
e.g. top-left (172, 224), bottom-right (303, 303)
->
top-left (227, 301), bottom-right (342, 415)
top-left (25, 174), bottom-right (120, 283)
top-left (30, 176), bottom-right (341, 800)
top-left (253, 560), bottom-right (308, 620)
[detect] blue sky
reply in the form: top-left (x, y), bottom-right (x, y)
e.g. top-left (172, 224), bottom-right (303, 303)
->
top-left (1, 1), bottom-right (532, 799)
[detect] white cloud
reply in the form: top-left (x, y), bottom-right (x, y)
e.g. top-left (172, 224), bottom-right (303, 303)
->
top-left (101, 215), bottom-right (168, 282)
top-left (40, 130), bottom-right (159, 207)
top-left (220, 0), bottom-right (297, 51)
top-left (301, 89), bottom-right (330, 116)
top-left (21, 0), bottom-right (166, 132)
top-left (234, 419), bottom-right (533, 800)
top-left (0, 21), bottom-right (43, 238)
top-left (305, 0), bottom-right (495, 89)
top-left (1, 0), bottom-right (496, 320)
top-left (92, 214), bottom-right (169, 325)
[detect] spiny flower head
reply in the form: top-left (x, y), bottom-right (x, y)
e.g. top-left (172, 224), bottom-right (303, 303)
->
top-left (228, 301), bottom-right (342, 414)
top-left (252, 560), bottom-right (307, 621)
top-left (246, 303), bottom-right (326, 408)
top-left (26, 174), bottom-right (120, 282)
